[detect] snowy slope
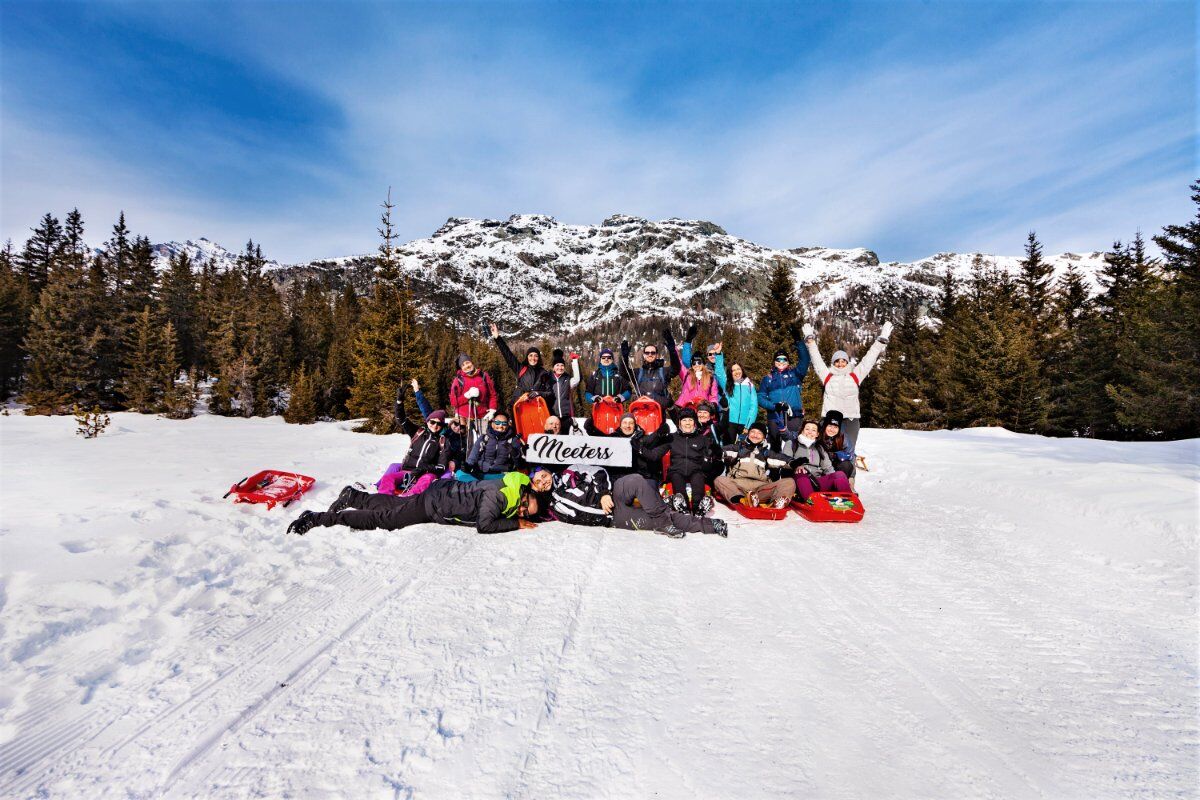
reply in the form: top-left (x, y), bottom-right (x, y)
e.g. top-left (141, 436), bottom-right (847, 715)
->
top-left (0, 414), bottom-right (1195, 798)
top-left (148, 215), bottom-right (1108, 335)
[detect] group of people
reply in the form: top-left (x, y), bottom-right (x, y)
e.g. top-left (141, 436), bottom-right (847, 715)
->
top-left (286, 319), bottom-right (892, 540)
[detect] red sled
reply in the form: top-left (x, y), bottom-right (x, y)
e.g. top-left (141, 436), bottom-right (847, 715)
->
top-left (513, 395), bottom-right (550, 442)
top-left (630, 396), bottom-right (662, 434)
top-left (718, 496), bottom-right (790, 521)
top-left (793, 492), bottom-right (866, 523)
top-left (224, 470), bottom-right (315, 510)
top-left (591, 397), bottom-right (624, 434)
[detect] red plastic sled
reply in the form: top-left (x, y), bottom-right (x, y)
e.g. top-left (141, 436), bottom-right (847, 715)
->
top-left (591, 397), bottom-right (624, 434)
top-left (630, 396), bottom-right (662, 434)
top-left (224, 470), bottom-right (315, 510)
top-left (793, 492), bottom-right (866, 523)
top-left (513, 395), bottom-right (550, 442)
top-left (718, 497), bottom-right (790, 521)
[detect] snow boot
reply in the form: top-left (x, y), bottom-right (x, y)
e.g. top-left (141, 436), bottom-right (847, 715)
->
top-left (707, 519), bottom-right (729, 538)
top-left (328, 485), bottom-right (358, 514)
top-left (696, 495), bottom-right (715, 516)
top-left (657, 524), bottom-right (686, 539)
top-left (668, 493), bottom-right (689, 514)
top-left (287, 510), bottom-right (317, 536)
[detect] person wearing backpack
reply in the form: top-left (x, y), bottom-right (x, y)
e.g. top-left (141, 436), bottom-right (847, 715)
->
top-left (619, 327), bottom-right (683, 411)
top-left (584, 348), bottom-right (631, 406)
top-left (802, 320), bottom-right (892, 447)
top-left (456, 411), bottom-right (524, 481)
top-left (793, 418), bottom-right (853, 502)
top-left (714, 422), bottom-right (795, 508)
top-left (757, 335), bottom-right (811, 445)
top-left (380, 382), bottom-right (451, 496)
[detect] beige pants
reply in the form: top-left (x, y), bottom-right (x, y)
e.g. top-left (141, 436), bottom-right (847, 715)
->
top-left (713, 475), bottom-right (796, 503)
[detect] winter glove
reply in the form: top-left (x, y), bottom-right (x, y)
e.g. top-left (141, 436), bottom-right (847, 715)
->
top-left (789, 456), bottom-right (809, 469)
top-left (801, 322), bottom-right (815, 340)
top-left (684, 323), bottom-right (698, 343)
top-left (464, 387), bottom-right (481, 399)
top-left (773, 402), bottom-right (787, 412)
top-left (879, 321), bottom-right (894, 343)
top-left (482, 409), bottom-right (496, 422)
top-left (620, 340), bottom-right (630, 360)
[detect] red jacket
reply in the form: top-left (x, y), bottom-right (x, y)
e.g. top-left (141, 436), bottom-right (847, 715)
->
top-left (449, 370), bottom-right (498, 419)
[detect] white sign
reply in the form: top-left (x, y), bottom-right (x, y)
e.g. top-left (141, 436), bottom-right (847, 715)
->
top-left (525, 434), bottom-right (631, 467)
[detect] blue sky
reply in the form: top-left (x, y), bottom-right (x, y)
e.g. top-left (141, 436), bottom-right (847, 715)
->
top-left (1, 1), bottom-right (1194, 263)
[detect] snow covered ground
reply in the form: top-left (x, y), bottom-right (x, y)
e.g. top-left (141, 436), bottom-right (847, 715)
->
top-left (0, 413), bottom-right (1196, 799)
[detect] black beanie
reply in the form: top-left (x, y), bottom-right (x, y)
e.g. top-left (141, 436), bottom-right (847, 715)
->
top-left (678, 407), bottom-right (698, 422)
top-left (822, 409), bottom-right (844, 429)
top-left (749, 421), bottom-right (768, 435)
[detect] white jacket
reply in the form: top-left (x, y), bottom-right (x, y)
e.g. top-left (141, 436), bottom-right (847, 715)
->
top-left (806, 338), bottom-right (887, 420)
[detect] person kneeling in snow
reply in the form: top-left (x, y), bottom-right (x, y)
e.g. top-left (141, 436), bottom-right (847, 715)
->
top-left (287, 471), bottom-right (551, 536)
top-left (793, 419), bottom-right (852, 503)
top-left (713, 422), bottom-right (796, 509)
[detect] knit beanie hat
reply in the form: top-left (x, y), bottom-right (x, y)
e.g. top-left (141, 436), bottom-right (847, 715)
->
top-left (426, 409), bottom-right (447, 423)
top-left (749, 421), bottom-right (768, 435)
top-left (690, 354), bottom-right (705, 366)
top-left (822, 409), bottom-right (844, 429)
top-left (600, 347), bottom-right (614, 358)
top-left (774, 349), bottom-right (789, 360)
top-left (678, 407), bottom-right (698, 422)
top-left (551, 348), bottom-right (565, 367)
top-left (620, 412), bottom-right (637, 424)
top-left (831, 350), bottom-right (850, 364)
top-left (457, 353), bottom-right (472, 369)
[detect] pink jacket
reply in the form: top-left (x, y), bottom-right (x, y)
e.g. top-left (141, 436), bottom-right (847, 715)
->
top-left (449, 370), bottom-right (498, 419)
top-left (675, 362), bottom-right (719, 408)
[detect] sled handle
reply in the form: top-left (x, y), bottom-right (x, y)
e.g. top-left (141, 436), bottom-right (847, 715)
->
top-left (223, 476), bottom-right (249, 499)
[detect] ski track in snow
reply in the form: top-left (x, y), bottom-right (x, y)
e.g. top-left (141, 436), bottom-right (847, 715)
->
top-left (0, 414), bottom-right (1196, 799)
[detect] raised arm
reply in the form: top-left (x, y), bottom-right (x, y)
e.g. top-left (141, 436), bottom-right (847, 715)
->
top-left (802, 323), bottom-right (829, 380)
top-left (663, 328), bottom-right (682, 376)
top-left (394, 387), bottom-right (419, 436)
top-left (412, 379), bottom-right (433, 419)
top-left (490, 323), bottom-right (521, 375)
top-left (713, 348), bottom-right (728, 392)
top-left (569, 355), bottom-right (581, 388)
top-left (853, 321), bottom-right (892, 380)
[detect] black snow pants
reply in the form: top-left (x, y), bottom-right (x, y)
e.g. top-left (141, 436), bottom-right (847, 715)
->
top-left (612, 474), bottom-right (716, 535)
top-left (310, 487), bottom-right (432, 531)
top-left (666, 469), bottom-right (707, 514)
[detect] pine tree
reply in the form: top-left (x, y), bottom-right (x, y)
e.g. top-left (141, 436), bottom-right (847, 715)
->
top-left (61, 209), bottom-right (87, 271)
top-left (324, 283), bottom-right (360, 418)
top-left (18, 213), bottom-right (63, 294)
top-left (121, 307), bottom-right (178, 412)
top-left (283, 365), bottom-right (320, 424)
top-left (0, 242), bottom-right (32, 398)
top-left (160, 251), bottom-right (200, 370)
top-left (746, 257), bottom-right (803, 382)
top-left (1017, 231), bottom-right (1053, 320)
top-left (22, 264), bottom-right (102, 413)
top-left (1106, 181), bottom-right (1200, 438)
top-left (348, 191), bottom-right (431, 433)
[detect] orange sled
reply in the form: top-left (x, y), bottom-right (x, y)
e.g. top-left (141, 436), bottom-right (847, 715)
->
top-left (591, 397), bottom-right (625, 434)
top-left (224, 470), bottom-right (316, 510)
top-left (629, 396), bottom-right (662, 433)
top-left (513, 395), bottom-right (550, 442)
top-left (793, 492), bottom-right (866, 523)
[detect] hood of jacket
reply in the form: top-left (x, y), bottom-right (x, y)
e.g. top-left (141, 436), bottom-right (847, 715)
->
top-left (500, 472), bottom-right (531, 517)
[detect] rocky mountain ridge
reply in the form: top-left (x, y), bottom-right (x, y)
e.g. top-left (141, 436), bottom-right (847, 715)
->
top-left (149, 214), bottom-right (1108, 337)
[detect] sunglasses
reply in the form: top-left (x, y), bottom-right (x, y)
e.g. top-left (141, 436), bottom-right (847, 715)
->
top-left (774, 357), bottom-right (789, 363)
top-left (600, 354), bottom-right (613, 360)
top-left (707, 353), bottom-right (717, 358)
top-left (491, 420), bottom-right (510, 427)
top-left (643, 350), bottom-right (657, 356)
top-left (449, 420), bottom-right (463, 427)
top-left (427, 420), bottom-right (443, 428)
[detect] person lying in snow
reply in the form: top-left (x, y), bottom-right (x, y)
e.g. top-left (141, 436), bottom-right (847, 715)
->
top-left (793, 418), bottom-right (853, 502)
top-left (583, 412), bottom-right (671, 487)
top-left (287, 471), bottom-right (549, 536)
top-left (713, 422), bottom-right (796, 509)
top-left (802, 319), bottom-right (891, 447)
top-left (455, 411), bottom-right (524, 482)
top-left (535, 465), bottom-right (727, 538)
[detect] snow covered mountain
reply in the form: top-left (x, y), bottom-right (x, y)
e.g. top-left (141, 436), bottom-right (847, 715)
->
top-left (152, 216), bottom-right (1108, 336)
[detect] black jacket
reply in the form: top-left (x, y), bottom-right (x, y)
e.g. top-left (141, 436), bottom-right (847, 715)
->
top-left (422, 479), bottom-right (519, 534)
top-left (667, 427), bottom-right (720, 477)
top-left (549, 466), bottom-right (613, 527)
top-left (495, 336), bottom-right (554, 406)
top-left (396, 400), bottom-right (449, 474)
top-left (465, 428), bottom-right (523, 475)
top-left (619, 329), bottom-right (681, 408)
top-left (583, 420), bottom-right (671, 482)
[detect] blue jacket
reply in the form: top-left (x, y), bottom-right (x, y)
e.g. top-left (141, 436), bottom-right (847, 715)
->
top-left (822, 433), bottom-right (856, 464)
top-left (723, 376), bottom-right (759, 428)
top-left (757, 340), bottom-right (811, 429)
